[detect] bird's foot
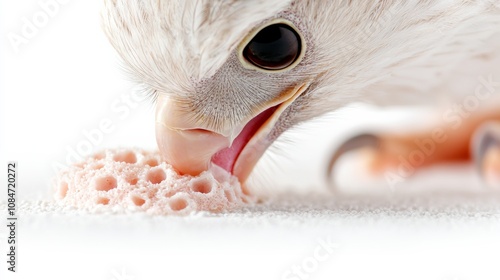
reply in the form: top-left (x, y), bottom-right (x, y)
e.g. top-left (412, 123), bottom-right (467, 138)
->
top-left (327, 114), bottom-right (500, 191)
top-left (472, 122), bottom-right (500, 188)
top-left (326, 131), bottom-right (448, 190)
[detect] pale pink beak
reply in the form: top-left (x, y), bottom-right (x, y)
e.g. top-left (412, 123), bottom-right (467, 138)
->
top-left (155, 83), bottom-right (310, 183)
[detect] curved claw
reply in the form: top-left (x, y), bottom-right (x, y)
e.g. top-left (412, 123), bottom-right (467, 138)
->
top-left (471, 122), bottom-right (500, 186)
top-left (326, 133), bottom-right (381, 186)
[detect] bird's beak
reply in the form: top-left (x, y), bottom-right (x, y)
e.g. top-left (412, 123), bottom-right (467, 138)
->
top-left (155, 82), bottom-right (310, 184)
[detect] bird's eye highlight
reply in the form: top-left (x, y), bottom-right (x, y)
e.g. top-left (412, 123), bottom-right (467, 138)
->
top-left (242, 23), bottom-right (302, 71)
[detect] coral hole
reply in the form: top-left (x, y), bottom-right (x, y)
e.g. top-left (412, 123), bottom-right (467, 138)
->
top-left (94, 175), bottom-right (118, 191)
top-left (146, 168), bottom-right (166, 184)
top-left (170, 198), bottom-right (188, 211)
top-left (96, 197), bottom-right (110, 205)
top-left (91, 163), bottom-right (104, 170)
top-left (113, 151), bottom-right (137, 164)
top-left (191, 179), bottom-right (213, 194)
top-left (144, 158), bottom-right (158, 167)
top-left (127, 176), bottom-right (139, 185)
top-left (131, 196), bottom-right (146, 206)
top-left (59, 181), bottom-right (68, 198)
top-left (93, 152), bottom-right (105, 160)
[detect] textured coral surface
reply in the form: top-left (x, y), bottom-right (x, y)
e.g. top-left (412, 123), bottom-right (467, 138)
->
top-left (53, 148), bottom-right (254, 214)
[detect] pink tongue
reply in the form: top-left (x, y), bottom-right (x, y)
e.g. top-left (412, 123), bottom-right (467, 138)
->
top-left (211, 106), bottom-right (278, 173)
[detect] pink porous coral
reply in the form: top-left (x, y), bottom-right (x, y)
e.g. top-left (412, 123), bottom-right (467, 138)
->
top-left (53, 148), bottom-right (254, 214)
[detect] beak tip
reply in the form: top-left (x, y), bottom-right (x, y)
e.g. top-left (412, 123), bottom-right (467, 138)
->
top-left (155, 122), bottom-right (231, 177)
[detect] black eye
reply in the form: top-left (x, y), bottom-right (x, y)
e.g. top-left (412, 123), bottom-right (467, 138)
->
top-left (243, 23), bottom-right (302, 71)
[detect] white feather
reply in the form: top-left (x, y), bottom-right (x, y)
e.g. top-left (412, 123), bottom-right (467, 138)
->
top-left (101, 0), bottom-right (500, 133)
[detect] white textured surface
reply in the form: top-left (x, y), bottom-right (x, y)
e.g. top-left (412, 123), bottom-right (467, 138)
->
top-left (1, 189), bottom-right (500, 280)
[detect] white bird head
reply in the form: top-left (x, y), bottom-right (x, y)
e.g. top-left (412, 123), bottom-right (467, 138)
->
top-left (101, 0), bottom-right (500, 183)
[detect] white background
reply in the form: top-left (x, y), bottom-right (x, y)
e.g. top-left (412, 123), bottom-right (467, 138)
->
top-left (0, 0), bottom-right (158, 201)
top-left (0, 1), bottom-right (499, 280)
